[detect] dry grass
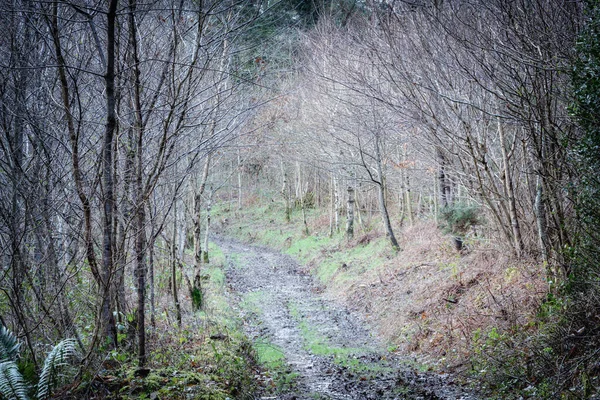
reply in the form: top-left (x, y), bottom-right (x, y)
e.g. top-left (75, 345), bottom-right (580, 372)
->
top-left (322, 222), bottom-right (547, 369)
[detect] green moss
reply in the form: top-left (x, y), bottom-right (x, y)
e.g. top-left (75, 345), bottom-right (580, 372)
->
top-left (191, 287), bottom-right (203, 309)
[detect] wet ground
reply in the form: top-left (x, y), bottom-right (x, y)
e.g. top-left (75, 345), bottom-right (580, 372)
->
top-left (216, 236), bottom-right (478, 400)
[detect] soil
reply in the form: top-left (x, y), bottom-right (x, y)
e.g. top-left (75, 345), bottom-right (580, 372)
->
top-left (215, 236), bottom-right (479, 400)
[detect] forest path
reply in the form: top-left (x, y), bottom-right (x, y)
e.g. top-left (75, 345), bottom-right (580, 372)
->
top-left (215, 236), bottom-right (478, 400)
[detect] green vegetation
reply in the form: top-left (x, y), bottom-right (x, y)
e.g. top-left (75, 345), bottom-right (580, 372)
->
top-left (288, 301), bottom-right (364, 358)
top-left (253, 341), bottom-right (298, 392)
top-left (236, 288), bottom-right (299, 393)
top-left (0, 326), bottom-right (77, 400)
top-left (286, 302), bottom-right (391, 376)
top-left (439, 203), bottom-right (481, 237)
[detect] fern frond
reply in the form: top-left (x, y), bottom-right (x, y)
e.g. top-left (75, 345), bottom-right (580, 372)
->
top-left (0, 360), bottom-right (29, 400)
top-left (0, 326), bottom-right (21, 362)
top-left (36, 338), bottom-right (77, 400)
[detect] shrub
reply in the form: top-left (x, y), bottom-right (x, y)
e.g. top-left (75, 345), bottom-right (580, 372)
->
top-left (439, 203), bottom-right (481, 237)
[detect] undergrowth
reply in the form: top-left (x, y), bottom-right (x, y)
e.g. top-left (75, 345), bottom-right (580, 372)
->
top-left (68, 241), bottom-right (259, 400)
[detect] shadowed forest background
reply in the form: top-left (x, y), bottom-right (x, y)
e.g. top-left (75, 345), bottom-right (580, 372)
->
top-left (2, 0), bottom-right (600, 398)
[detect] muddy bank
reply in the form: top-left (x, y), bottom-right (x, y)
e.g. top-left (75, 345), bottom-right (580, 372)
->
top-left (215, 236), bottom-right (478, 400)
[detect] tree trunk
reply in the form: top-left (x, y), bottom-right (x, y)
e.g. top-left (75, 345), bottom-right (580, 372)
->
top-left (148, 234), bottom-right (156, 329)
top-left (346, 185), bottom-right (355, 240)
top-left (237, 149), bottom-right (243, 210)
top-left (202, 187), bottom-right (213, 263)
top-left (437, 147), bottom-right (451, 209)
top-left (376, 137), bottom-right (400, 251)
top-left (498, 119), bottom-right (524, 257)
top-left (329, 175), bottom-right (334, 237)
top-left (171, 200), bottom-right (182, 328)
top-left (128, 0), bottom-right (148, 367)
top-left (433, 172), bottom-right (439, 224)
top-left (334, 176), bottom-right (340, 232)
top-left (296, 162), bottom-right (309, 235)
top-left (405, 173), bottom-right (414, 226)
top-left (101, 0), bottom-right (119, 349)
top-left (281, 161), bottom-right (291, 222)
top-left (192, 187), bottom-right (203, 310)
top-left (535, 176), bottom-right (549, 266)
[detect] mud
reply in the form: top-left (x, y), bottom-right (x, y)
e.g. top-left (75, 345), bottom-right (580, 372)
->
top-left (216, 236), bottom-right (478, 400)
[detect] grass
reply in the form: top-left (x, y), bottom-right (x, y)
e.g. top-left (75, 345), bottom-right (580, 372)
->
top-left (239, 290), bottom-right (266, 314)
top-left (286, 301), bottom-right (394, 376)
top-left (253, 340), bottom-right (299, 392)
top-left (288, 303), bottom-right (380, 372)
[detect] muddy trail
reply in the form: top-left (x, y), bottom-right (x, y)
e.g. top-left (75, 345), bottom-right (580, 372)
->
top-left (215, 236), bottom-right (478, 400)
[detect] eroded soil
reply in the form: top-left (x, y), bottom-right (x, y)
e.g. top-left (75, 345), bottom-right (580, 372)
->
top-left (216, 236), bottom-right (478, 400)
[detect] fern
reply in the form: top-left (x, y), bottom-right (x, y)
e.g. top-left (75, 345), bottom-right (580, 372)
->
top-left (0, 326), bottom-right (21, 362)
top-left (36, 339), bottom-right (77, 400)
top-left (0, 326), bottom-right (78, 400)
top-left (0, 361), bottom-right (29, 400)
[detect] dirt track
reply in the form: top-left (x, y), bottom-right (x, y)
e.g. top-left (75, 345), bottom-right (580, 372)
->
top-left (216, 236), bottom-right (478, 400)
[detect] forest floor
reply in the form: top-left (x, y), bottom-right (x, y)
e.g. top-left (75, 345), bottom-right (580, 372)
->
top-left (217, 235), bottom-right (479, 399)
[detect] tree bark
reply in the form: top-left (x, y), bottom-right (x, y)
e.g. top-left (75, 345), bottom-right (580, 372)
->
top-left (127, 0), bottom-right (148, 367)
top-left (437, 147), bottom-right (451, 209)
top-left (100, 0), bottom-right (119, 349)
top-left (281, 161), bottom-right (291, 222)
top-left (346, 185), bottom-right (355, 240)
top-left (171, 199), bottom-right (182, 327)
top-left (202, 187), bottom-right (213, 263)
top-left (333, 175), bottom-right (340, 232)
top-left (375, 137), bottom-right (400, 251)
top-left (498, 119), bottom-right (524, 257)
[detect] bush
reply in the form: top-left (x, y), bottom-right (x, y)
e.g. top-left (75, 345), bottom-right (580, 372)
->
top-left (439, 203), bottom-right (481, 237)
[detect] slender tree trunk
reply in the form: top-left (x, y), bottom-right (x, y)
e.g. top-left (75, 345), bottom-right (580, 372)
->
top-left (329, 175), bottom-right (334, 237)
top-left (237, 149), bottom-right (243, 210)
top-left (134, 202), bottom-right (147, 367)
top-left (281, 161), bottom-right (291, 222)
top-left (346, 185), bottom-right (355, 240)
top-left (437, 148), bottom-right (451, 209)
top-left (191, 153), bottom-right (211, 310)
top-left (101, 0), bottom-right (119, 349)
top-left (355, 190), bottom-right (365, 233)
top-left (433, 172), bottom-right (439, 224)
top-left (171, 199), bottom-right (182, 328)
top-left (535, 176), bottom-right (549, 265)
top-left (296, 163), bottom-right (309, 235)
top-left (498, 119), bottom-right (524, 257)
top-left (127, 0), bottom-right (148, 367)
top-left (192, 185), bottom-right (203, 310)
top-left (405, 174), bottom-right (414, 226)
top-left (149, 234), bottom-right (156, 329)
top-left (376, 137), bottom-right (400, 251)
top-left (334, 176), bottom-right (340, 232)
top-left (202, 187), bottom-right (213, 263)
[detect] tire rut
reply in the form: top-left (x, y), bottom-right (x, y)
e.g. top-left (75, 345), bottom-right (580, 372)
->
top-left (216, 236), bottom-right (478, 400)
